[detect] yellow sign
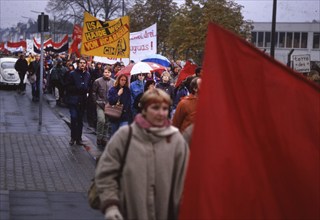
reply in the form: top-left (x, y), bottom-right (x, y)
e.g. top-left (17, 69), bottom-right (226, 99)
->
top-left (80, 12), bottom-right (130, 58)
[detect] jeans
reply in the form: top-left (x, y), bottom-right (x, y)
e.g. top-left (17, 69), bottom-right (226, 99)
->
top-left (111, 121), bottom-right (128, 137)
top-left (69, 103), bottom-right (85, 141)
top-left (96, 106), bottom-right (111, 141)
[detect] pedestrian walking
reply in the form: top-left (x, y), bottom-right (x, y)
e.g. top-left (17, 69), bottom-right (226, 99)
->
top-left (28, 54), bottom-right (42, 102)
top-left (95, 88), bottom-right (189, 220)
top-left (107, 73), bottom-right (132, 136)
top-left (87, 62), bottom-right (104, 128)
top-left (130, 73), bottom-right (145, 117)
top-left (14, 54), bottom-right (28, 95)
top-left (49, 58), bottom-right (68, 105)
top-left (92, 66), bottom-right (115, 148)
top-left (65, 58), bottom-right (91, 146)
top-left (172, 77), bottom-right (201, 132)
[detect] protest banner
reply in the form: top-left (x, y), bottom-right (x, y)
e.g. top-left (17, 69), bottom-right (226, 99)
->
top-left (80, 12), bottom-right (130, 58)
top-left (130, 23), bottom-right (157, 62)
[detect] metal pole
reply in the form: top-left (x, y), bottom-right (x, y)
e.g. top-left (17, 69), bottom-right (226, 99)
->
top-left (270, 0), bottom-right (277, 58)
top-left (39, 12), bottom-right (44, 126)
top-left (122, 0), bottom-right (124, 16)
top-left (287, 49), bottom-right (295, 67)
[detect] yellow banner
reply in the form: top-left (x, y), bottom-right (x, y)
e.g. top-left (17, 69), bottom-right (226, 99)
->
top-left (80, 12), bottom-right (130, 58)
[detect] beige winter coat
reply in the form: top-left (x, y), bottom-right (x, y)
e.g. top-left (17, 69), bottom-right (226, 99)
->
top-left (95, 122), bottom-right (189, 220)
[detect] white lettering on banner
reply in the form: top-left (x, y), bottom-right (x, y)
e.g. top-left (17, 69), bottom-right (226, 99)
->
top-left (292, 54), bottom-right (311, 73)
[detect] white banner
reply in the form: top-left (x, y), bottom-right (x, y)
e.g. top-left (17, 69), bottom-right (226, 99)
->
top-left (130, 23), bottom-right (157, 62)
top-left (93, 56), bottom-right (130, 66)
top-left (26, 39), bottom-right (35, 54)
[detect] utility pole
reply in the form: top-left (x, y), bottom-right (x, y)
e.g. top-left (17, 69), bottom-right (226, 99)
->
top-left (270, 0), bottom-right (277, 58)
top-left (122, 0), bottom-right (125, 16)
top-left (37, 12), bottom-right (49, 126)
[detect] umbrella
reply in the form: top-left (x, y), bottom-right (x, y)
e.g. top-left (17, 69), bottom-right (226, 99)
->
top-left (116, 62), bottom-right (167, 76)
top-left (141, 54), bottom-right (171, 67)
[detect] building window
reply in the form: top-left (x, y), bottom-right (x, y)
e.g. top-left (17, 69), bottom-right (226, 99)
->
top-left (264, 32), bottom-right (271, 47)
top-left (301, 32), bottom-right (308, 48)
top-left (286, 32), bottom-right (293, 48)
top-left (258, 32), bottom-right (264, 47)
top-left (313, 32), bottom-right (320, 49)
top-left (251, 32), bottom-right (257, 46)
top-left (279, 32), bottom-right (285, 48)
top-left (293, 32), bottom-right (300, 48)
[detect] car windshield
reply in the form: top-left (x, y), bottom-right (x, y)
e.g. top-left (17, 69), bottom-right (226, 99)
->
top-left (1, 62), bottom-right (15, 69)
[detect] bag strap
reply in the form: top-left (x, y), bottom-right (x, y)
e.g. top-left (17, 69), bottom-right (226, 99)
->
top-left (119, 125), bottom-right (132, 174)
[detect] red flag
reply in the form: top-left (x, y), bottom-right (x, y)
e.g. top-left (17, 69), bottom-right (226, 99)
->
top-left (175, 60), bottom-right (197, 88)
top-left (179, 23), bottom-right (320, 220)
top-left (69, 24), bottom-right (82, 57)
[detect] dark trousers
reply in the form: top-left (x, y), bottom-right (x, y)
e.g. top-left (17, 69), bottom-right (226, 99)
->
top-left (18, 72), bottom-right (26, 91)
top-left (69, 103), bottom-right (85, 141)
top-left (86, 94), bottom-right (97, 128)
top-left (50, 80), bottom-right (65, 101)
top-left (31, 80), bottom-right (40, 99)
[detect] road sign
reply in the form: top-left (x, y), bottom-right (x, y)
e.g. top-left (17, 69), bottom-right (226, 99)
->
top-left (292, 54), bottom-right (311, 73)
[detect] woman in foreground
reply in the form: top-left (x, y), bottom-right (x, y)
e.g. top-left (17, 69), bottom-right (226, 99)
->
top-left (95, 88), bottom-right (189, 220)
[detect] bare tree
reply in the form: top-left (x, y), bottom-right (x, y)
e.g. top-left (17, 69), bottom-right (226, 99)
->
top-left (46, 0), bottom-right (127, 25)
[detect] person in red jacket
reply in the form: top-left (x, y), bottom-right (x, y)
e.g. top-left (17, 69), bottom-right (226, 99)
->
top-left (172, 77), bottom-right (201, 132)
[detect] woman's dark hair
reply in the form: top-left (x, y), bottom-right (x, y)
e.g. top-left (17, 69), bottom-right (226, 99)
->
top-left (189, 77), bottom-right (200, 95)
top-left (144, 80), bottom-right (155, 91)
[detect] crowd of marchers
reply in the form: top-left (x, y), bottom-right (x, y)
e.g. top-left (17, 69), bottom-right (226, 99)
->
top-left (14, 51), bottom-right (203, 220)
top-left (14, 52), bottom-right (202, 147)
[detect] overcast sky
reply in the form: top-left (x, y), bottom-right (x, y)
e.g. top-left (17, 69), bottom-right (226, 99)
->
top-left (0, 0), bottom-right (319, 29)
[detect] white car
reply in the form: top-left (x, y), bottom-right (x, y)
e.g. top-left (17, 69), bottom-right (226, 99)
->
top-left (0, 57), bottom-right (20, 86)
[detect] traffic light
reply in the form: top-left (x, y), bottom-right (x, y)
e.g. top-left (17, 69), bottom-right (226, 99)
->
top-left (37, 13), bottom-right (49, 32)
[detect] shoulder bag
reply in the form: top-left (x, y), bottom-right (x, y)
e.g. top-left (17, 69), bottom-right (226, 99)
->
top-left (88, 125), bottom-right (132, 209)
top-left (104, 101), bottom-right (123, 119)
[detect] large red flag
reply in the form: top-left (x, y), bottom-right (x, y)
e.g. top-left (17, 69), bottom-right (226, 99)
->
top-left (179, 23), bottom-right (320, 220)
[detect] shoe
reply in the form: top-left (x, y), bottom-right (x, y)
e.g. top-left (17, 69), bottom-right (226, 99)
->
top-left (76, 140), bottom-right (84, 145)
top-left (21, 91), bottom-right (26, 95)
top-left (69, 139), bottom-right (75, 146)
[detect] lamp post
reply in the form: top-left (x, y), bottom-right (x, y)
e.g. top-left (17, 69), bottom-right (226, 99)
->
top-left (270, 0), bottom-right (277, 58)
top-left (35, 12), bottom-right (49, 126)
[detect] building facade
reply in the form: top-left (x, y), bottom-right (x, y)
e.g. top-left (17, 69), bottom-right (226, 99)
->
top-left (251, 22), bottom-right (320, 66)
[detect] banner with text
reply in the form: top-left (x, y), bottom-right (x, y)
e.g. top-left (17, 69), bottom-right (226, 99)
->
top-left (130, 23), bottom-right (157, 62)
top-left (80, 12), bottom-right (130, 58)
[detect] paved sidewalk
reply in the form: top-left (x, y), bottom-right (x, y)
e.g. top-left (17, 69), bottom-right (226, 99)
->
top-left (0, 86), bottom-right (103, 220)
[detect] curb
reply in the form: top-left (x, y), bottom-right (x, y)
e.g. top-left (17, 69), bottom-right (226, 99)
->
top-left (43, 94), bottom-right (102, 161)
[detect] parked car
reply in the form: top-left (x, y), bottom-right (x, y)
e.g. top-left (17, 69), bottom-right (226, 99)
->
top-left (0, 57), bottom-right (20, 86)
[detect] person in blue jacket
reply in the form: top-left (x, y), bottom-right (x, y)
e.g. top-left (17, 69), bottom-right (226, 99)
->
top-left (107, 73), bottom-right (132, 136)
top-left (65, 58), bottom-right (91, 146)
top-left (130, 73), bottom-right (146, 117)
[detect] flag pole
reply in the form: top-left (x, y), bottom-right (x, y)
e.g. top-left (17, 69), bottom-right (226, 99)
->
top-left (270, 0), bottom-right (277, 58)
